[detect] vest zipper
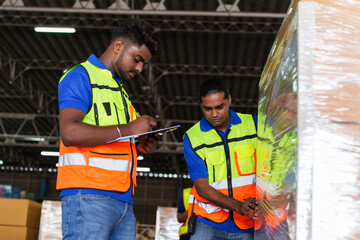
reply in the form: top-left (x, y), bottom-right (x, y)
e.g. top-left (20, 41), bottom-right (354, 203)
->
top-left (129, 140), bottom-right (135, 195)
top-left (218, 129), bottom-right (234, 218)
top-left (94, 103), bottom-right (99, 126)
top-left (115, 79), bottom-right (130, 123)
top-left (213, 166), bottom-right (215, 183)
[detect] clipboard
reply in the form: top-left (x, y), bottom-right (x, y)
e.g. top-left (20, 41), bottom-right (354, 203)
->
top-left (111, 125), bottom-right (182, 142)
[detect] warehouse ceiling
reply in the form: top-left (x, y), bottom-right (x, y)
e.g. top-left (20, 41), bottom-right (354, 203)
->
top-left (0, 0), bottom-right (290, 177)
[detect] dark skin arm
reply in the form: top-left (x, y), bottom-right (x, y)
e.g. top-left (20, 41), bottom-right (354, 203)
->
top-left (193, 178), bottom-right (259, 219)
top-left (177, 210), bottom-right (188, 223)
top-left (60, 108), bottom-right (159, 153)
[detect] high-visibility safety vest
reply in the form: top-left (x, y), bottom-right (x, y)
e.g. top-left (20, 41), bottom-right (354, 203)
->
top-left (56, 61), bottom-right (139, 193)
top-left (179, 188), bottom-right (192, 237)
top-left (186, 113), bottom-right (257, 230)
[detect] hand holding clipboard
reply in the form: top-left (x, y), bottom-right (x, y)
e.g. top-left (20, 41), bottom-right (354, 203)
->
top-left (112, 125), bottom-right (181, 142)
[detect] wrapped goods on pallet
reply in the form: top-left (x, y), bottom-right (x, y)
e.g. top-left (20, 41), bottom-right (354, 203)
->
top-left (255, 0), bottom-right (360, 239)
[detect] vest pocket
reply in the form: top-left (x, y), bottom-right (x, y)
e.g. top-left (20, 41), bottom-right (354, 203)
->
top-left (233, 144), bottom-right (255, 176)
top-left (206, 150), bottom-right (226, 183)
top-left (86, 143), bottom-right (132, 184)
top-left (113, 102), bottom-right (126, 124)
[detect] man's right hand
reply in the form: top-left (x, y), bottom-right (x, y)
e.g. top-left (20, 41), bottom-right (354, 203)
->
top-left (238, 197), bottom-right (259, 220)
top-left (128, 115), bottom-right (157, 135)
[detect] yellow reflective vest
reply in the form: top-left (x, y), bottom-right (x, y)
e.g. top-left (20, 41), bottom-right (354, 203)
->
top-left (179, 188), bottom-right (192, 237)
top-left (56, 61), bottom-right (139, 193)
top-left (186, 113), bottom-right (257, 230)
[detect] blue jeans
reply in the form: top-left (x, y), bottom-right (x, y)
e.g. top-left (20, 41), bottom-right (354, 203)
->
top-left (190, 219), bottom-right (254, 240)
top-left (61, 192), bottom-right (136, 240)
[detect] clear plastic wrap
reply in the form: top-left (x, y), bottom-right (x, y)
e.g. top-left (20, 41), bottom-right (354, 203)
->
top-left (155, 206), bottom-right (182, 240)
top-left (255, 0), bottom-right (360, 239)
top-left (38, 200), bottom-right (62, 240)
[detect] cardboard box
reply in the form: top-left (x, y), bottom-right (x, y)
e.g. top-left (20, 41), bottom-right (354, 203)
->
top-left (0, 199), bottom-right (42, 228)
top-left (0, 225), bottom-right (38, 240)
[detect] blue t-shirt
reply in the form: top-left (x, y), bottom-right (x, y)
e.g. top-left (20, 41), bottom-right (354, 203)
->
top-left (183, 110), bottom-right (257, 233)
top-left (58, 54), bottom-right (133, 205)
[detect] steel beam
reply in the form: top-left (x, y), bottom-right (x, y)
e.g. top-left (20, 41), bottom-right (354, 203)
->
top-left (0, 13), bottom-right (282, 34)
top-left (0, 6), bottom-right (286, 18)
top-left (1, 57), bottom-right (263, 77)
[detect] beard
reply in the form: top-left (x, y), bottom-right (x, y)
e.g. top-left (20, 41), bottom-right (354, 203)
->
top-left (114, 51), bottom-right (129, 81)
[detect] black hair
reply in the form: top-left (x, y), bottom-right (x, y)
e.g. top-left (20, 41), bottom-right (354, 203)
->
top-left (198, 78), bottom-right (230, 102)
top-left (111, 18), bottom-right (162, 57)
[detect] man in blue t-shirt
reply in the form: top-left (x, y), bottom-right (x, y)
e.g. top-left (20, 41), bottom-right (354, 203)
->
top-left (183, 79), bottom-right (259, 240)
top-left (57, 19), bottom-right (162, 240)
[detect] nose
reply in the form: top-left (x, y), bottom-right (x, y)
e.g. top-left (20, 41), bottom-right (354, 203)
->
top-left (211, 109), bottom-right (217, 118)
top-left (135, 63), bottom-right (143, 73)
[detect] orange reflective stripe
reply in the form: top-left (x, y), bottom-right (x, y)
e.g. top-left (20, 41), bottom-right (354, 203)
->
top-left (234, 151), bottom-right (242, 175)
top-left (129, 105), bottom-right (134, 122)
top-left (254, 148), bottom-right (257, 172)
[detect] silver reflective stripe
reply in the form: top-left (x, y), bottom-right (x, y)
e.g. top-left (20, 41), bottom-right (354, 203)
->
top-left (89, 157), bottom-right (129, 171)
top-left (59, 153), bottom-right (86, 166)
top-left (210, 174), bottom-right (256, 190)
top-left (189, 194), bottom-right (196, 204)
top-left (190, 193), bottom-right (229, 214)
top-left (232, 174), bottom-right (256, 187)
top-left (199, 201), bottom-right (221, 214)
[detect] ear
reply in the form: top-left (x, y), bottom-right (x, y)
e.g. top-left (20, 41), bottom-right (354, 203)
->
top-left (228, 94), bottom-right (232, 105)
top-left (113, 40), bottom-right (124, 54)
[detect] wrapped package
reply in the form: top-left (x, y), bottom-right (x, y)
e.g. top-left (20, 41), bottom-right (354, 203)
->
top-left (255, 0), bottom-right (360, 239)
top-left (155, 206), bottom-right (182, 240)
top-left (38, 200), bottom-right (62, 240)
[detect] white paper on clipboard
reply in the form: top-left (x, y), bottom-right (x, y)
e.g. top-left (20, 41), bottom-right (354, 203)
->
top-left (110, 125), bottom-right (181, 142)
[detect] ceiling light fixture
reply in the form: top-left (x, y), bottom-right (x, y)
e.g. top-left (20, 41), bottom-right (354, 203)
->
top-left (137, 167), bottom-right (150, 172)
top-left (23, 137), bottom-right (45, 142)
top-left (137, 155), bottom-right (144, 161)
top-left (34, 27), bottom-right (76, 33)
top-left (41, 151), bottom-right (59, 156)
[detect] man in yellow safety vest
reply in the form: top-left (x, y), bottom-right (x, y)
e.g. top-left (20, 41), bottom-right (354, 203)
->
top-left (56, 19), bottom-right (162, 240)
top-left (183, 79), bottom-right (259, 240)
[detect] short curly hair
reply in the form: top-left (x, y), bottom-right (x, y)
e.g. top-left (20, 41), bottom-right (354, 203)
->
top-left (111, 18), bottom-right (162, 57)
